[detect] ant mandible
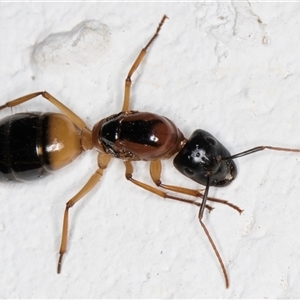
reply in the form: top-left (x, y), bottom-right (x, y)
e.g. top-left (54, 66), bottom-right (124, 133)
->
top-left (1, 15), bottom-right (300, 289)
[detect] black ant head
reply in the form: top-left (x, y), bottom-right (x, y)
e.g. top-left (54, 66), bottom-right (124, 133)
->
top-left (173, 129), bottom-right (237, 187)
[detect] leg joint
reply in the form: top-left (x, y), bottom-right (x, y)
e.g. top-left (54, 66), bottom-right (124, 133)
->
top-left (154, 180), bottom-right (162, 187)
top-left (125, 173), bottom-right (132, 180)
top-left (66, 202), bottom-right (73, 209)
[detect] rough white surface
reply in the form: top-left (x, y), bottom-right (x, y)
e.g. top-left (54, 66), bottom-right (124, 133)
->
top-left (1, 2), bottom-right (300, 298)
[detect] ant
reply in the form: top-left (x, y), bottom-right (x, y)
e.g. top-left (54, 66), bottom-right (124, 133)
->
top-left (1, 15), bottom-right (300, 289)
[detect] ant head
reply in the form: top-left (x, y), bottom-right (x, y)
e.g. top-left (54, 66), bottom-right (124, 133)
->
top-left (173, 129), bottom-right (237, 187)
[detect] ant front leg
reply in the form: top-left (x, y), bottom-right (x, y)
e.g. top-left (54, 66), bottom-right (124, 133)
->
top-left (149, 160), bottom-right (243, 214)
top-left (122, 15), bottom-right (168, 112)
top-left (1, 91), bottom-right (86, 130)
top-left (123, 161), bottom-right (214, 210)
top-left (57, 153), bottom-right (111, 273)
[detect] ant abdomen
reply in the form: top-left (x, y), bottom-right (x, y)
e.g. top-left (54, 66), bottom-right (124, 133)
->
top-left (0, 112), bottom-right (82, 182)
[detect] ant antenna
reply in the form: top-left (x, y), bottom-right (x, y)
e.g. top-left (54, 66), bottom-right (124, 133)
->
top-left (222, 145), bottom-right (300, 161)
top-left (198, 176), bottom-right (229, 288)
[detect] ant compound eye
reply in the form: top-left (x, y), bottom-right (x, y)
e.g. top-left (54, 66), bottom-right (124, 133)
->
top-left (183, 167), bottom-right (194, 176)
top-left (206, 136), bottom-right (217, 146)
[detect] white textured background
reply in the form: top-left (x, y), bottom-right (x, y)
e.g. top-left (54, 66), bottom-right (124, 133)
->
top-left (1, 2), bottom-right (300, 298)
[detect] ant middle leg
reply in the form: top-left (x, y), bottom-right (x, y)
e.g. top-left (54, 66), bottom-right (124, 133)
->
top-left (122, 15), bottom-right (168, 112)
top-left (149, 160), bottom-right (243, 214)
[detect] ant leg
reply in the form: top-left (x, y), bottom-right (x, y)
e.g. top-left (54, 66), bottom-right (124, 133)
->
top-left (0, 91), bottom-right (86, 130)
top-left (123, 161), bottom-right (214, 211)
top-left (150, 160), bottom-right (243, 214)
top-left (57, 153), bottom-right (111, 274)
top-left (122, 15), bottom-right (168, 112)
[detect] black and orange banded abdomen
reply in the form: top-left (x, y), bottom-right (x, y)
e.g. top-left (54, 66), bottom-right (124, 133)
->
top-left (0, 112), bottom-right (82, 182)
